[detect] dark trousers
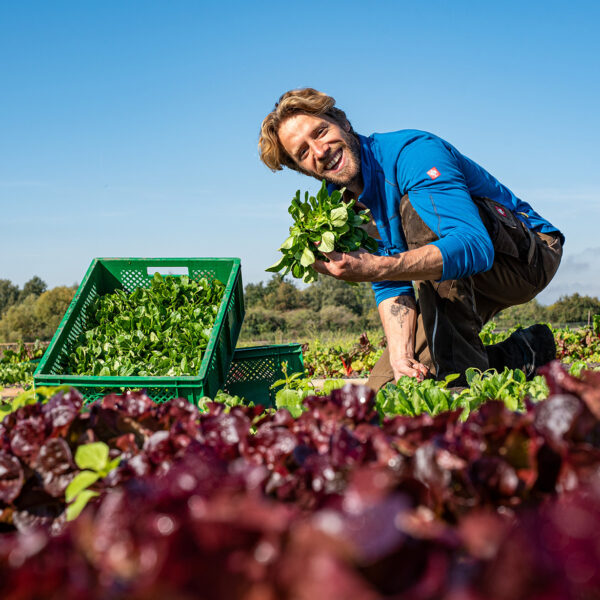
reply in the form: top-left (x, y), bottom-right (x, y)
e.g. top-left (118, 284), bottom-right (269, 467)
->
top-left (367, 195), bottom-right (563, 391)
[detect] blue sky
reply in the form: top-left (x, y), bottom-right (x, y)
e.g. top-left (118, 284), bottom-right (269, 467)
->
top-left (1, 1), bottom-right (598, 304)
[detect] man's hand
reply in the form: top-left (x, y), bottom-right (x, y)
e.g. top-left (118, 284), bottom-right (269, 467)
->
top-left (312, 249), bottom-right (391, 282)
top-left (377, 295), bottom-right (430, 383)
top-left (389, 354), bottom-right (430, 382)
top-left (312, 244), bottom-right (444, 283)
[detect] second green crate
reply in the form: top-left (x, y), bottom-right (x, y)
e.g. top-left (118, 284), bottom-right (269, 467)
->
top-left (223, 344), bottom-right (304, 408)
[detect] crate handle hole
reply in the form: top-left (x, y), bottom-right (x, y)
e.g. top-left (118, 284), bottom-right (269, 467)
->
top-left (147, 267), bottom-right (189, 277)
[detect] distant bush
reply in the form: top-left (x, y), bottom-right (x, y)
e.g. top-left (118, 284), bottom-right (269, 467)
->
top-left (0, 286), bottom-right (75, 342)
top-left (318, 305), bottom-right (360, 332)
top-left (546, 293), bottom-right (600, 324)
top-left (282, 309), bottom-right (318, 337)
top-left (494, 299), bottom-right (549, 329)
top-left (0, 296), bottom-right (39, 342)
top-left (34, 286), bottom-right (77, 339)
top-left (360, 306), bottom-right (383, 330)
top-left (242, 307), bottom-right (286, 338)
top-left (493, 295), bottom-right (600, 329)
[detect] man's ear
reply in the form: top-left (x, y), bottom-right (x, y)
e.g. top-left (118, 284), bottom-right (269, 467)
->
top-left (342, 119), bottom-right (352, 132)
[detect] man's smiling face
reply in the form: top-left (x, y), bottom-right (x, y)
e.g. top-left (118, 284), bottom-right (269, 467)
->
top-left (277, 113), bottom-right (362, 193)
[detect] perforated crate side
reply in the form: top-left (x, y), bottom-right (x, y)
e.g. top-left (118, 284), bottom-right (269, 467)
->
top-left (223, 344), bottom-right (304, 407)
top-left (36, 267), bottom-right (104, 378)
top-left (115, 264), bottom-right (221, 292)
top-left (226, 355), bottom-right (279, 384)
top-left (77, 384), bottom-right (203, 406)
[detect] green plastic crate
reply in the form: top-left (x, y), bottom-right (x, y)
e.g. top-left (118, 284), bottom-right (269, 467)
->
top-left (34, 257), bottom-right (244, 405)
top-left (223, 343), bottom-right (304, 408)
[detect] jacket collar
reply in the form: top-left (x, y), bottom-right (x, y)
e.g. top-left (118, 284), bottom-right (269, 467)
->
top-left (356, 134), bottom-right (387, 237)
top-left (357, 133), bottom-right (400, 253)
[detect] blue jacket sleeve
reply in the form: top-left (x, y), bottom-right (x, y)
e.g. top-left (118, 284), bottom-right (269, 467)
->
top-left (396, 137), bottom-right (495, 280)
top-left (371, 242), bottom-right (414, 305)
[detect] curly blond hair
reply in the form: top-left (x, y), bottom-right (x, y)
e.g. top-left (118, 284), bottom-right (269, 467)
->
top-left (258, 88), bottom-right (352, 172)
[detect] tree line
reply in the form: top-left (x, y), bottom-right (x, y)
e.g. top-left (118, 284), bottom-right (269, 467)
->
top-left (0, 277), bottom-right (77, 342)
top-left (0, 275), bottom-right (599, 343)
top-left (242, 276), bottom-right (600, 339)
top-left (491, 294), bottom-right (600, 329)
top-left (242, 276), bottom-right (381, 339)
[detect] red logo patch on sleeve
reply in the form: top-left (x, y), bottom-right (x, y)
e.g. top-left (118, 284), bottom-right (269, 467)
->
top-left (495, 206), bottom-right (507, 217)
top-left (427, 167), bottom-right (440, 180)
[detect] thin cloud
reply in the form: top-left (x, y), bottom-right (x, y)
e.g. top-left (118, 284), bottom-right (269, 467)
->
top-left (519, 187), bottom-right (599, 210)
top-left (538, 246), bottom-right (600, 303)
top-left (0, 181), bottom-right (49, 188)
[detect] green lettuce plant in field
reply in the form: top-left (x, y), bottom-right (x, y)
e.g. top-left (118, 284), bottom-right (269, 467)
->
top-left (0, 385), bottom-right (71, 419)
top-left (457, 367), bottom-right (548, 411)
top-left (0, 341), bottom-right (46, 388)
top-left (0, 361), bottom-right (36, 388)
top-left (478, 321), bottom-right (514, 345)
top-left (303, 332), bottom-right (385, 378)
top-left (270, 360), bottom-right (314, 417)
top-left (555, 325), bottom-right (600, 363)
top-left (198, 390), bottom-right (259, 412)
top-left (375, 367), bottom-right (549, 420)
top-left (266, 180), bottom-right (379, 283)
top-left (65, 442), bottom-right (121, 521)
top-left (270, 361), bottom-right (345, 417)
top-left (375, 373), bottom-right (462, 418)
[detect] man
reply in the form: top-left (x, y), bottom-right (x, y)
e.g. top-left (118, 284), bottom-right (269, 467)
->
top-left (258, 88), bottom-right (564, 390)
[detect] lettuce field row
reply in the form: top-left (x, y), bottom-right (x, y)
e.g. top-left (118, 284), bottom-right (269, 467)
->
top-left (1, 361), bottom-right (600, 598)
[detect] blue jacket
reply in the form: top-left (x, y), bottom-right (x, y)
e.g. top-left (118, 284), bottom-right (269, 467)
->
top-left (339, 130), bottom-right (563, 305)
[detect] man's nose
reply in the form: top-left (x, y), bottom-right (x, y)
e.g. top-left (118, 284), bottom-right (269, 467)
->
top-left (311, 140), bottom-right (329, 159)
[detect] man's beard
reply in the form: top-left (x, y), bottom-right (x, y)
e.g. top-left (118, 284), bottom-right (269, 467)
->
top-left (305, 133), bottom-right (363, 192)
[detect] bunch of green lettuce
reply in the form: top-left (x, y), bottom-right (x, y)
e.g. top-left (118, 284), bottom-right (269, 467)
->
top-left (67, 273), bottom-right (224, 377)
top-left (266, 180), bottom-right (379, 283)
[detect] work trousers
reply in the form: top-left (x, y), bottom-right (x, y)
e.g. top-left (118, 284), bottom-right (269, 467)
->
top-left (367, 195), bottom-right (563, 391)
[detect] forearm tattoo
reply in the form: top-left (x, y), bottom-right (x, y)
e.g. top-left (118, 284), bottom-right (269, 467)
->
top-left (389, 296), bottom-right (416, 324)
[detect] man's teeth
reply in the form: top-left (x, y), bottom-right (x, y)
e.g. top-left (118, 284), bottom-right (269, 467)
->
top-left (325, 149), bottom-right (342, 170)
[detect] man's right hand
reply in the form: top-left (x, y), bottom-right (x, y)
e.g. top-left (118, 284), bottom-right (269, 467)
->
top-left (389, 354), bottom-right (430, 382)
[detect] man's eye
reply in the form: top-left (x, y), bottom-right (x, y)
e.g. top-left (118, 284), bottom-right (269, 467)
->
top-left (299, 148), bottom-right (308, 160)
top-left (317, 127), bottom-right (327, 136)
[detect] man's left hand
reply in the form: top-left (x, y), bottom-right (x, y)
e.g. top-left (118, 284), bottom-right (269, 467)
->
top-left (312, 249), bottom-right (391, 282)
